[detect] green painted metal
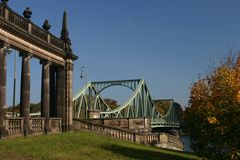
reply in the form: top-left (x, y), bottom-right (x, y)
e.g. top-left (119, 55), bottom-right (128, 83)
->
top-left (73, 79), bottom-right (180, 128)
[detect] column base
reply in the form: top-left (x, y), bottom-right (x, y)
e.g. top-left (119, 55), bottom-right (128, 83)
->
top-left (44, 127), bottom-right (52, 134)
top-left (0, 128), bottom-right (9, 138)
top-left (62, 124), bottom-right (73, 132)
top-left (24, 128), bottom-right (33, 137)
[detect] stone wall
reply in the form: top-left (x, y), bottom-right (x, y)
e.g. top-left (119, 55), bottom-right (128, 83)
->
top-left (88, 117), bottom-right (151, 133)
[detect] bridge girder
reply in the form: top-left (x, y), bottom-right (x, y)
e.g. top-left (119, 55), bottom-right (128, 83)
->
top-left (73, 79), bottom-right (180, 128)
top-left (91, 79), bottom-right (141, 94)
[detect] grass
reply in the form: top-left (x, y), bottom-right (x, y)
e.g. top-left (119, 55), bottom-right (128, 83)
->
top-left (0, 131), bottom-right (201, 160)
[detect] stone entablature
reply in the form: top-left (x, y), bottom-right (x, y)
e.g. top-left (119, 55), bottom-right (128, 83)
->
top-left (0, 2), bottom-right (77, 65)
top-left (0, 4), bottom-right (66, 59)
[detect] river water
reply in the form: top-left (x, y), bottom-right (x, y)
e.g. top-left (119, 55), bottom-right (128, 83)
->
top-left (180, 135), bottom-right (193, 152)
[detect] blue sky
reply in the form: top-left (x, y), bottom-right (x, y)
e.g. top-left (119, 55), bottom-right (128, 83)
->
top-left (5, 0), bottom-right (240, 107)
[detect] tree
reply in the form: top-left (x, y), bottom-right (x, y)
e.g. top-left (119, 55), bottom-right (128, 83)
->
top-left (104, 98), bottom-right (118, 109)
top-left (154, 100), bottom-right (171, 115)
top-left (184, 54), bottom-right (240, 159)
top-left (7, 102), bottom-right (41, 114)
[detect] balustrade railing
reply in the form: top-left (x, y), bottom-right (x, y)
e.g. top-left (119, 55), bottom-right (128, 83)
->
top-left (78, 119), bottom-right (135, 142)
top-left (0, 5), bottom-right (4, 17)
top-left (4, 117), bottom-right (62, 136)
top-left (164, 133), bottom-right (184, 150)
top-left (50, 36), bottom-right (64, 49)
top-left (31, 24), bottom-right (48, 41)
top-left (5, 117), bottom-right (24, 134)
top-left (75, 119), bottom-right (184, 150)
top-left (0, 4), bottom-right (65, 50)
top-left (30, 118), bottom-right (45, 133)
top-left (145, 133), bottom-right (159, 143)
top-left (50, 118), bottom-right (62, 132)
top-left (8, 9), bottom-right (28, 31)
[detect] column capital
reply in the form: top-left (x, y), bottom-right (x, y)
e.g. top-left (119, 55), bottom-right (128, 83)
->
top-left (0, 40), bottom-right (6, 49)
top-left (56, 65), bottom-right (65, 72)
top-left (19, 52), bottom-right (33, 58)
top-left (0, 40), bottom-right (10, 50)
top-left (40, 59), bottom-right (51, 66)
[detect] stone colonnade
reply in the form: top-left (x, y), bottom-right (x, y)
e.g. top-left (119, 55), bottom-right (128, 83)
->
top-left (0, 40), bottom-right (73, 136)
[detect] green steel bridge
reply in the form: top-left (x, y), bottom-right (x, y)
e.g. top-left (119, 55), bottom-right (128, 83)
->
top-left (73, 79), bottom-right (180, 128)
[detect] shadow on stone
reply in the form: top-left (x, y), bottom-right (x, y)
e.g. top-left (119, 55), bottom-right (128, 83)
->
top-left (44, 127), bottom-right (52, 135)
top-left (24, 128), bottom-right (33, 137)
top-left (0, 129), bottom-right (8, 138)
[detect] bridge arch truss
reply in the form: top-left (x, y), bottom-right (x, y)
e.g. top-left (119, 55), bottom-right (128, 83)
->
top-left (73, 79), bottom-right (180, 128)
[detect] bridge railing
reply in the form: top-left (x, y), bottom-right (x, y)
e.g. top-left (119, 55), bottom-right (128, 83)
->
top-left (74, 119), bottom-right (184, 150)
top-left (164, 133), bottom-right (184, 151)
top-left (151, 121), bottom-right (180, 128)
top-left (77, 119), bottom-right (135, 142)
top-left (133, 132), bottom-right (183, 150)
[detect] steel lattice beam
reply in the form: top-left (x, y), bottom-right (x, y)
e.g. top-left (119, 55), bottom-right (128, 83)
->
top-left (73, 79), bottom-right (180, 128)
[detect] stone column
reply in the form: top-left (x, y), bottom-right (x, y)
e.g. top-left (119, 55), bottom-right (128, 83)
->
top-left (41, 60), bottom-right (51, 133)
top-left (56, 68), bottom-right (65, 118)
top-left (50, 66), bottom-right (57, 117)
top-left (0, 40), bottom-right (7, 137)
top-left (63, 60), bottom-right (73, 132)
top-left (20, 52), bottom-right (32, 136)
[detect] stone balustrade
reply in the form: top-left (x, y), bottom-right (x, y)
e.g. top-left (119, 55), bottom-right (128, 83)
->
top-left (78, 119), bottom-right (135, 142)
top-left (74, 119), bottom-right (184, 151)
top-left (164, 133), bottom-right (184, 150)
top-left (50, 118), bottom-right (62, 132)
top-left (3, 117), bottom-right (62, 136)
top-left (5, 117), bottom-right (24, 134)
top-left (30, 118), bottom-right (45, 133)
top-left (0, 4), bottom-right (64, 52)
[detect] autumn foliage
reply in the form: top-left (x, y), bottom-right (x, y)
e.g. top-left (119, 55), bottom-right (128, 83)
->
top-left (184, 55), bottom-right (240, 159)
top-left (104, 98), bottom-right (118, 109)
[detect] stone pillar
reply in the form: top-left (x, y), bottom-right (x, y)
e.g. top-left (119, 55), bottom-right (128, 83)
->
top-left (88, 110), bottom-right (100, 119)
top-left (0, 40), bottom-right (7, 137)
top-left (50, 66), bottom-right (57, 117)
top-left (56, 68), bottom-right (65, 118)
top-left (41, 60), bottom-right (51, 133)
top-left (20, 52), bottom-right (32, 136)
top-left (63, 60), bottom-right (73, 132)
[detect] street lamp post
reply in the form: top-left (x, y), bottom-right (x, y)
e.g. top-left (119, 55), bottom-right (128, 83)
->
top-left (80, 66), bottom-right (88, 118)
top-left (80, 66), bottom-right (87, 85)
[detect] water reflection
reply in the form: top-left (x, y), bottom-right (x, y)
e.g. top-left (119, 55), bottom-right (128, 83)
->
top-left (181, 135), bottom-right (193, 152)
